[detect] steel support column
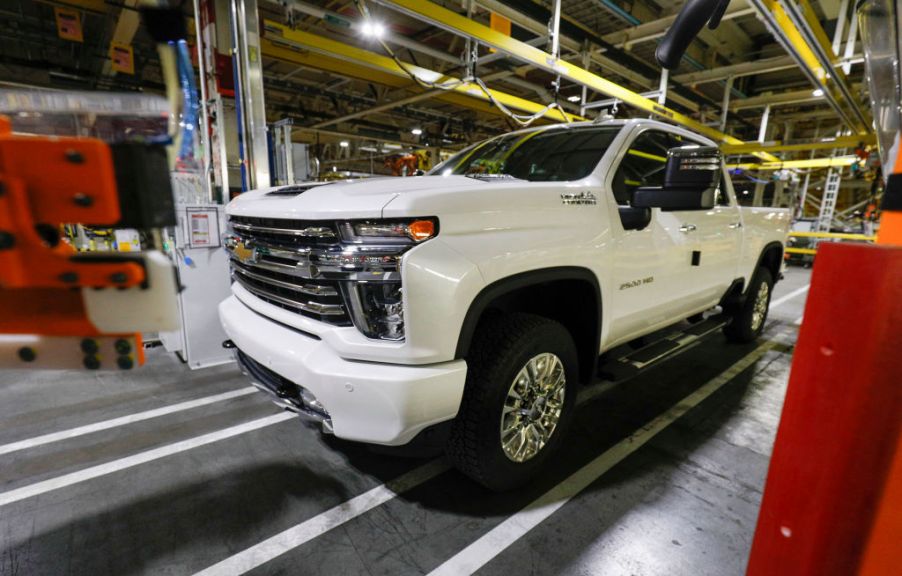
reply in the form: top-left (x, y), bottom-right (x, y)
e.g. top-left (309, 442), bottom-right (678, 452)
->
top-left (231, 0), bottom-right (270, 190)
top-left (720, 76), bottom-right (733, 132)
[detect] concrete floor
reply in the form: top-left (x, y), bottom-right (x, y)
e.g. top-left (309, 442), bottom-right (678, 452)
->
top-left (0, 268), bottom-right (813, 576)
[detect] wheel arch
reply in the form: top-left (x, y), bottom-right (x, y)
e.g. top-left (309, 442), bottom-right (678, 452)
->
top-left (455, 266), bottom-right (602, 384)
top-left (755, 241), bottom-right (784, 286)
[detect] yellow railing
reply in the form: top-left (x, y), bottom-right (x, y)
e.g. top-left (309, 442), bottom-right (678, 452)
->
top-left (785, 231), bottom-right (876, 255)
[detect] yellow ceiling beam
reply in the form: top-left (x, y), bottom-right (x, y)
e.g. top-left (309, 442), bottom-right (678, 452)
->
top-left (750, 0), bottom-right (869, 134)
top-left (375, 0), bottom-right (779, 163)
top-left (728, 156), bottom-right (858, 171)
top-left (722, 134), bottom-right (876, 155)
top-left (262, 20), bottom-right (582, 124)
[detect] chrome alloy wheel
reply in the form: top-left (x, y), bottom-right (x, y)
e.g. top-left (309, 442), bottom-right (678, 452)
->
top-left (750, 282), bottom-right (770, 332)
top-left (500, 353), bottom-right (566, 463)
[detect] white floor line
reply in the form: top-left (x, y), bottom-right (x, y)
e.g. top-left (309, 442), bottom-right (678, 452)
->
top-left (770, 284), bottom-right (810, 310)
top-left (0, 412), bottom-right (294, 508)
top-left (0, 387), bottom-right (258, 456)
top-left (193, 459), bottom-right (450, 576)
top-left (426, 339), bottom-right (781, 576)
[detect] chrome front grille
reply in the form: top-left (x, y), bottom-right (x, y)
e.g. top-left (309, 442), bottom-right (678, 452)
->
top-left (226, 215), bottom-right (408, 332)
top-left (227, 216), bottom-right (352, 325)
top-left (229, 215), bottom-right (339, 248)
top-left (231, 260), bottom-right (349, 323)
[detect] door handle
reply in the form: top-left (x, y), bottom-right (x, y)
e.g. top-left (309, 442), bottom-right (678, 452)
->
top-left (679, 224), bottom-right (697, 233)
top-left (728, 221), bottom-right (743, 229)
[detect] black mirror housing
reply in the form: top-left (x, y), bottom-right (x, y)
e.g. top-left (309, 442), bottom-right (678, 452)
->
top-left (632, 187), bottom-right (716, 210)
top-left (631, 145), bottom-right (721, 210)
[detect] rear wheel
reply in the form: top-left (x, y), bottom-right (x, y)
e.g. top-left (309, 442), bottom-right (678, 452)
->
top-left (724, 267), bottom-right (773, 343)
top-left (446, 313), bottom-right (577, 491)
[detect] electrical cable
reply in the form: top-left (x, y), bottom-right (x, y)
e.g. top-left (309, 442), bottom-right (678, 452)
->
top-left (354, 0), bottom-right (563, 127)
top-left (174, 38), bottom-right (199, 164)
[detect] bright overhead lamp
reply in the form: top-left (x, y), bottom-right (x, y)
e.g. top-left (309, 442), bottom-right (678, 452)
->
top-left (812, 88), bottom-right (825, 97)
top-left (411, 128), bottom-right (423, 135)
top-left (339, 140), bottom-right (350, 148)
top-left (567, 95), bottom-right (581, 103)
top-left (361, 21), bottom-right (385, 39)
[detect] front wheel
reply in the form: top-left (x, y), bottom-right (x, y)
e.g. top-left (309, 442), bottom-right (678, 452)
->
top-left (724, 267), bottom-right (774, 343)
top-left (446, 313), bottom-right (578, 491)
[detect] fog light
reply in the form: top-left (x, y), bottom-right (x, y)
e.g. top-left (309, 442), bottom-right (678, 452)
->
top-left (344, 282), bottom-right (405, 340)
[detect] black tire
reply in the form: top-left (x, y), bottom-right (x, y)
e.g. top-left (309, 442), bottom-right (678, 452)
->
top-left (723, 267), bottom-right (774, 343)
top-left (446, 313), bottom-right (578, 491)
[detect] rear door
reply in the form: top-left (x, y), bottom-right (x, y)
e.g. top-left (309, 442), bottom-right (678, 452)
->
top-left (688, 167), bottom-right (744, 304)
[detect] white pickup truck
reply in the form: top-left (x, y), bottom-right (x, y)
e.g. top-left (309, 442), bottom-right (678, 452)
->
top-left (219, 118), bottom-right (789, 490)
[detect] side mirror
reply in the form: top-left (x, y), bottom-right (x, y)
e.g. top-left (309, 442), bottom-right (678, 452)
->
top-left (631, 146), bottom-right (721, 210)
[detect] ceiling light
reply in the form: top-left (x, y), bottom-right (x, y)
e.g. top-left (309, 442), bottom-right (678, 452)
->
top-left (411, 128), bottom-right (423, 135)
top-left (567, 95), bottom-right (581, 103)
top-left (339, 140), bottom-right (350, 148)
top-left (361, 21), bottom-right (385, 39)
top-left (812, 88), bottom-right (824, 97)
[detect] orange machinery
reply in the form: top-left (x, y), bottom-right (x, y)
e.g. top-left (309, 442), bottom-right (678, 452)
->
top-left (0, 115), bottom-right (179, 371)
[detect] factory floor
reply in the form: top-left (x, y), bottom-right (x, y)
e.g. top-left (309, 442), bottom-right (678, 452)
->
top-left (0, 268), bottom-right (813, 576)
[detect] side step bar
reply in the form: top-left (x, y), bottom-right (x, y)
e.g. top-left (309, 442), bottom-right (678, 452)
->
top-left (598, 314), bottom-right (729, 382)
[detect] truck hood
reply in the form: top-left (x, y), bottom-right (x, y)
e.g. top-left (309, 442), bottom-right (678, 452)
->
top-left (226, 176), bottom-right (486, 220)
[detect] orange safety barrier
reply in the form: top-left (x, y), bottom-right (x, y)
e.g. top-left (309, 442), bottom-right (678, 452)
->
top-left (747, 243), bottom-right (902, 575)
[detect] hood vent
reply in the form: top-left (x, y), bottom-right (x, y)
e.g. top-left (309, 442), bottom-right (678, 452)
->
top-left (267, 183), bottom-right (330, 196)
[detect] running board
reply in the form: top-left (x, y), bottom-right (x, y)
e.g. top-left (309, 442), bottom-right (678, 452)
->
top-left (598, 314), bottom-right (729, 382)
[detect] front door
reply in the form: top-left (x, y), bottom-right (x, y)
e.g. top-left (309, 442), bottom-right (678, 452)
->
top-left (606, 128), bottom-right (703, 345)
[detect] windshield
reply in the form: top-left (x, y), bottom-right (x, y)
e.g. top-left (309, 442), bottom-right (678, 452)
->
top-left (431, 126), bottom-right (620, 181)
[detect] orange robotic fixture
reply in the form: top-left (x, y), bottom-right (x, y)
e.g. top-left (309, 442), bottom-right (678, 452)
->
top-left (0, 115), bottom-right (179, 370)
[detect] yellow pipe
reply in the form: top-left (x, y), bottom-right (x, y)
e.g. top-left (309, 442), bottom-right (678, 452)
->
top-left (628, 149), bottom-right (667, 163)
top-left (721, 134), bottom-right (875, 155)
top-left (728, 155), bottom-right (857, 170)
top-left (789, 231), bottom-right (876, 241)
top-left (785, 248), bottom-right (818, 255)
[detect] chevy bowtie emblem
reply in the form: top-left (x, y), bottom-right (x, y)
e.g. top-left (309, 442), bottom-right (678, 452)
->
top-left (231, 240), bottom-right (257, 265)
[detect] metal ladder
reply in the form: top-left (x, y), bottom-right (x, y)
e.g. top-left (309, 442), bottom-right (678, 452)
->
top-left (816, 169), bottom-right (842, 232)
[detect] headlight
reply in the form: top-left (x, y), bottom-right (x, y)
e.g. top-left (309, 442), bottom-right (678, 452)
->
top-left (343, 282), bottom-right (405, 341)
top-left (338, 217), bottom-right (437, 341)
top-left (342, 218), bottom-right (437, 244)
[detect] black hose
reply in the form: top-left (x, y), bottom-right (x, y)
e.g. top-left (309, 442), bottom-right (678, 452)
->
top-left (655, 0), bottom-right (731, 69)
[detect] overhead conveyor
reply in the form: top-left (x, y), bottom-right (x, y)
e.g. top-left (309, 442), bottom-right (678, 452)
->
top-left (747, 0), bottom-right (871, 134)
top-left (371, 0), bottom-right (781, 162)
top-left (260, 21), bottom-right (583, 125)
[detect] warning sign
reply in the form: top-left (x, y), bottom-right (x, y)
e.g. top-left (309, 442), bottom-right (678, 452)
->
top-left (54, 7), bottom-right (83, 42)
top-left (110, 42), bottom-right (134, 74)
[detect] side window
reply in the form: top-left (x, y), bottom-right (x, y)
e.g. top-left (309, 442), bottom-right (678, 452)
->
top-left (611, 130), bottom-right (675, 205)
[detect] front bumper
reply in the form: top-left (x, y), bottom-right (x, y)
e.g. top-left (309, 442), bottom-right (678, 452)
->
top-left (219, 295), bottom-right (467, 446)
